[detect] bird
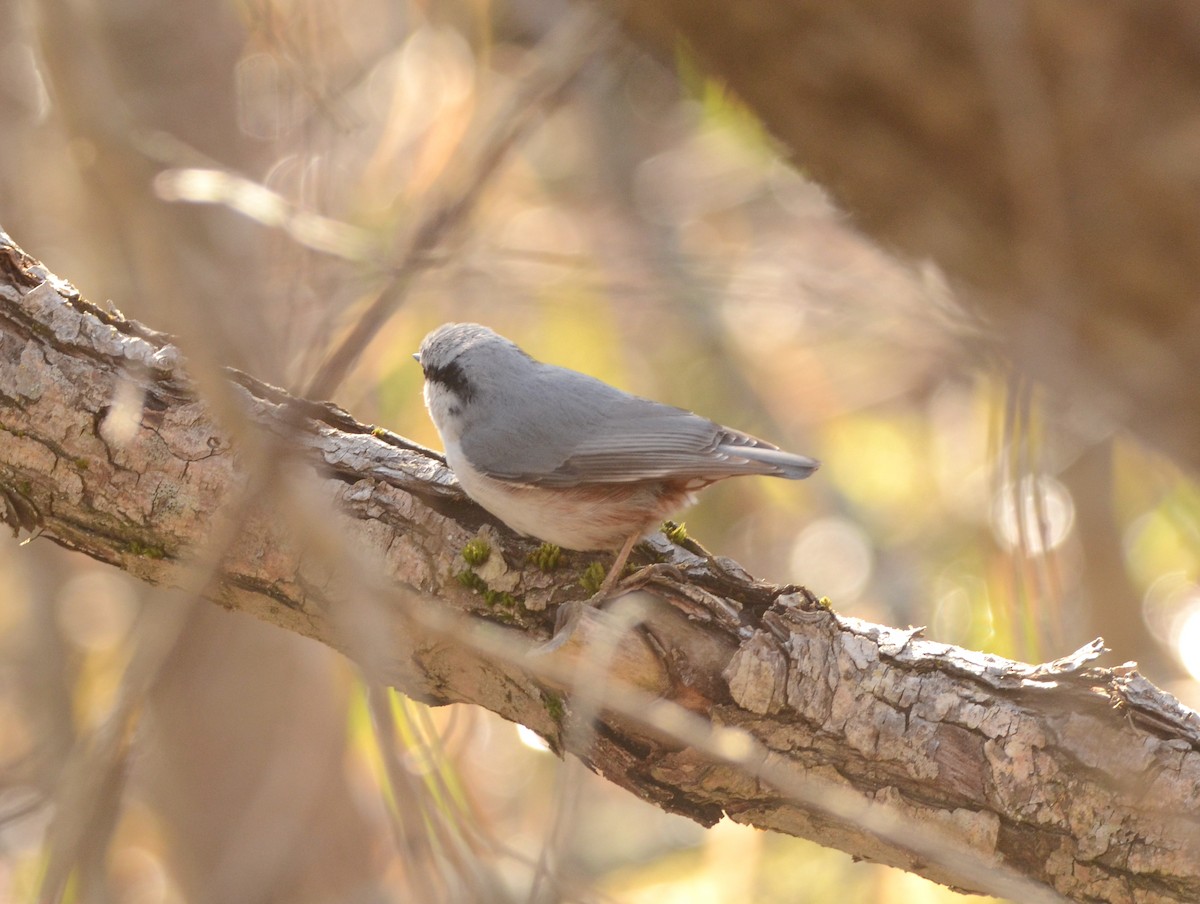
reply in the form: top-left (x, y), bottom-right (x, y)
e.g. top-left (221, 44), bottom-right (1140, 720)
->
top-left (415, 322), bottom-right (819, 595)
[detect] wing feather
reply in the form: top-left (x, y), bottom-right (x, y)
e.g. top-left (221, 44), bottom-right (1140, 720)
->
top-left (462, 363), bottom-right (817, 486)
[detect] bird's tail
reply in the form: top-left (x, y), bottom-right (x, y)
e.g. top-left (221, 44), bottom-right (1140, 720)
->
top-left (735, 445), bottom-right (820, 479)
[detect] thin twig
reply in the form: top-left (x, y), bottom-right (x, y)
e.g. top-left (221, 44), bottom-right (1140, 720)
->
top-left (37, 475), bottom-right (287, 902)
top-left (305, 7), bottom-right (617, 400)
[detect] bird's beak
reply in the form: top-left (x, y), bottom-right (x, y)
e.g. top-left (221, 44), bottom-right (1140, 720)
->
top-left (412, 352), bottom-right (421, 363)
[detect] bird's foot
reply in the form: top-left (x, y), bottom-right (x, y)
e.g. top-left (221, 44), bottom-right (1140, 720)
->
top-left (617, 562), bottom-right (684, 592)
top-left (583, 561), bottom-right (683, 607)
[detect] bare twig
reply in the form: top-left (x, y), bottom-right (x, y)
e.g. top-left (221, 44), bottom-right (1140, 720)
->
top-left (305, 7), bottom-right (618, 399)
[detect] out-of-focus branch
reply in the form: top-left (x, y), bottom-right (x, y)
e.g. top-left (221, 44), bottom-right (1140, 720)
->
top-left (304, 6), bottom-right (616, 399)
top-left (618, 0), bottom-right (1200, 478)
top-left (2, 233), bottom-right (1199, 902)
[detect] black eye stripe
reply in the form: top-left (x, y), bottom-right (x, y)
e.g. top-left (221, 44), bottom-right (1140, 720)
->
top-left (423, 360), bottom-right (475, 402)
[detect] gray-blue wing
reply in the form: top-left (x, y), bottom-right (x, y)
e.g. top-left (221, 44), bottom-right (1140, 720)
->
top-left (463, 365), bottom-right (818, 487)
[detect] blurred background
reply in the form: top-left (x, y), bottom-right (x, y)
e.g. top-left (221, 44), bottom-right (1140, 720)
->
top-left (1, 0), bottom-right (1197, 901)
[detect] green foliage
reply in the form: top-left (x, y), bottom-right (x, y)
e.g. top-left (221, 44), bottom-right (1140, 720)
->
top-left (673, 42), bottom-right (772, 153)
top-left (483, 588), bottom-right (518, 611)
top-left (126, 540), bottom-right (166, 559)
top-left (542, 691), bottom-right (564, 723)
top-left (460, 537), bottom-right (491, 567)
top-left (454, 568), bottom-right (519, 612)
top-left (455, 569), bottom-right (488, 593)
top-left (528, 542), bottom-right (562, 572)
top-left (662, 520), bottom-right (688, 544)
top-left (579, 561), bottom-right (608, 595)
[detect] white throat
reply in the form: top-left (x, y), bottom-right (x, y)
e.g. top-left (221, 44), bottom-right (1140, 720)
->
top-left (423, 381), bottom-right (466, 444)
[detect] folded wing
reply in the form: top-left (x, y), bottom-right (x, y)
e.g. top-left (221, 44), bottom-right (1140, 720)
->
top-left (466, 370), bottom-right (817, 487)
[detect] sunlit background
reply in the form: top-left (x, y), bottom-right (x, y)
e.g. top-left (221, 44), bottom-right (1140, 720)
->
top-left (1, 0), bottom-right (1197, 901)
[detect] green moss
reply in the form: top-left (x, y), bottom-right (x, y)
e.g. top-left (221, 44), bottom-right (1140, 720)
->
top-left (543, 691), bottom-right (564, 722)
top-left (816, 596), bottom-right (833, 609)
top-left (370, 426), bottom-right (386, 437)
top-left (74, 458), bottom-right (89, 470)
top-left (662, 520), bottom-right (688, 544)
top-left (126, 540), bottom-right (166, 559)
top-left (461, 537), bottom-right (491, 567)
top-left (528, 542), bottom-right (562, 572)
top-left (455, 569), bottom-right (519, 611)
top-left (579, 561), bottom-right (608, 595)
top-left (455, 569), bottom-right (488, 593)
top-left (483, 588), bottom-right (518, 610)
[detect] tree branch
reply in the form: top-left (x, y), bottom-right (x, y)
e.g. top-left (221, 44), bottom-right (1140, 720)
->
top-left (618, 0), bottom-right (1200, 478)
top-left (2, 230), bottom-right (1199, 902)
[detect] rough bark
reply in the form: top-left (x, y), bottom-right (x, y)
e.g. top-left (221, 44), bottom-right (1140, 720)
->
top-left (618, 0), bottom-right (1200, 478)
top-left (2, 232), bottom-right (1199, 903)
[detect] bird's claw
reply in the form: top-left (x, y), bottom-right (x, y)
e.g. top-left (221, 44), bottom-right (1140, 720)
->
top-left (587, 563), bottom-right (684, 603)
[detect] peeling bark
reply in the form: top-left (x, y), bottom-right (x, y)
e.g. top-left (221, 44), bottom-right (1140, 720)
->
top-left (2, 232), bottom-right (1199, 902)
